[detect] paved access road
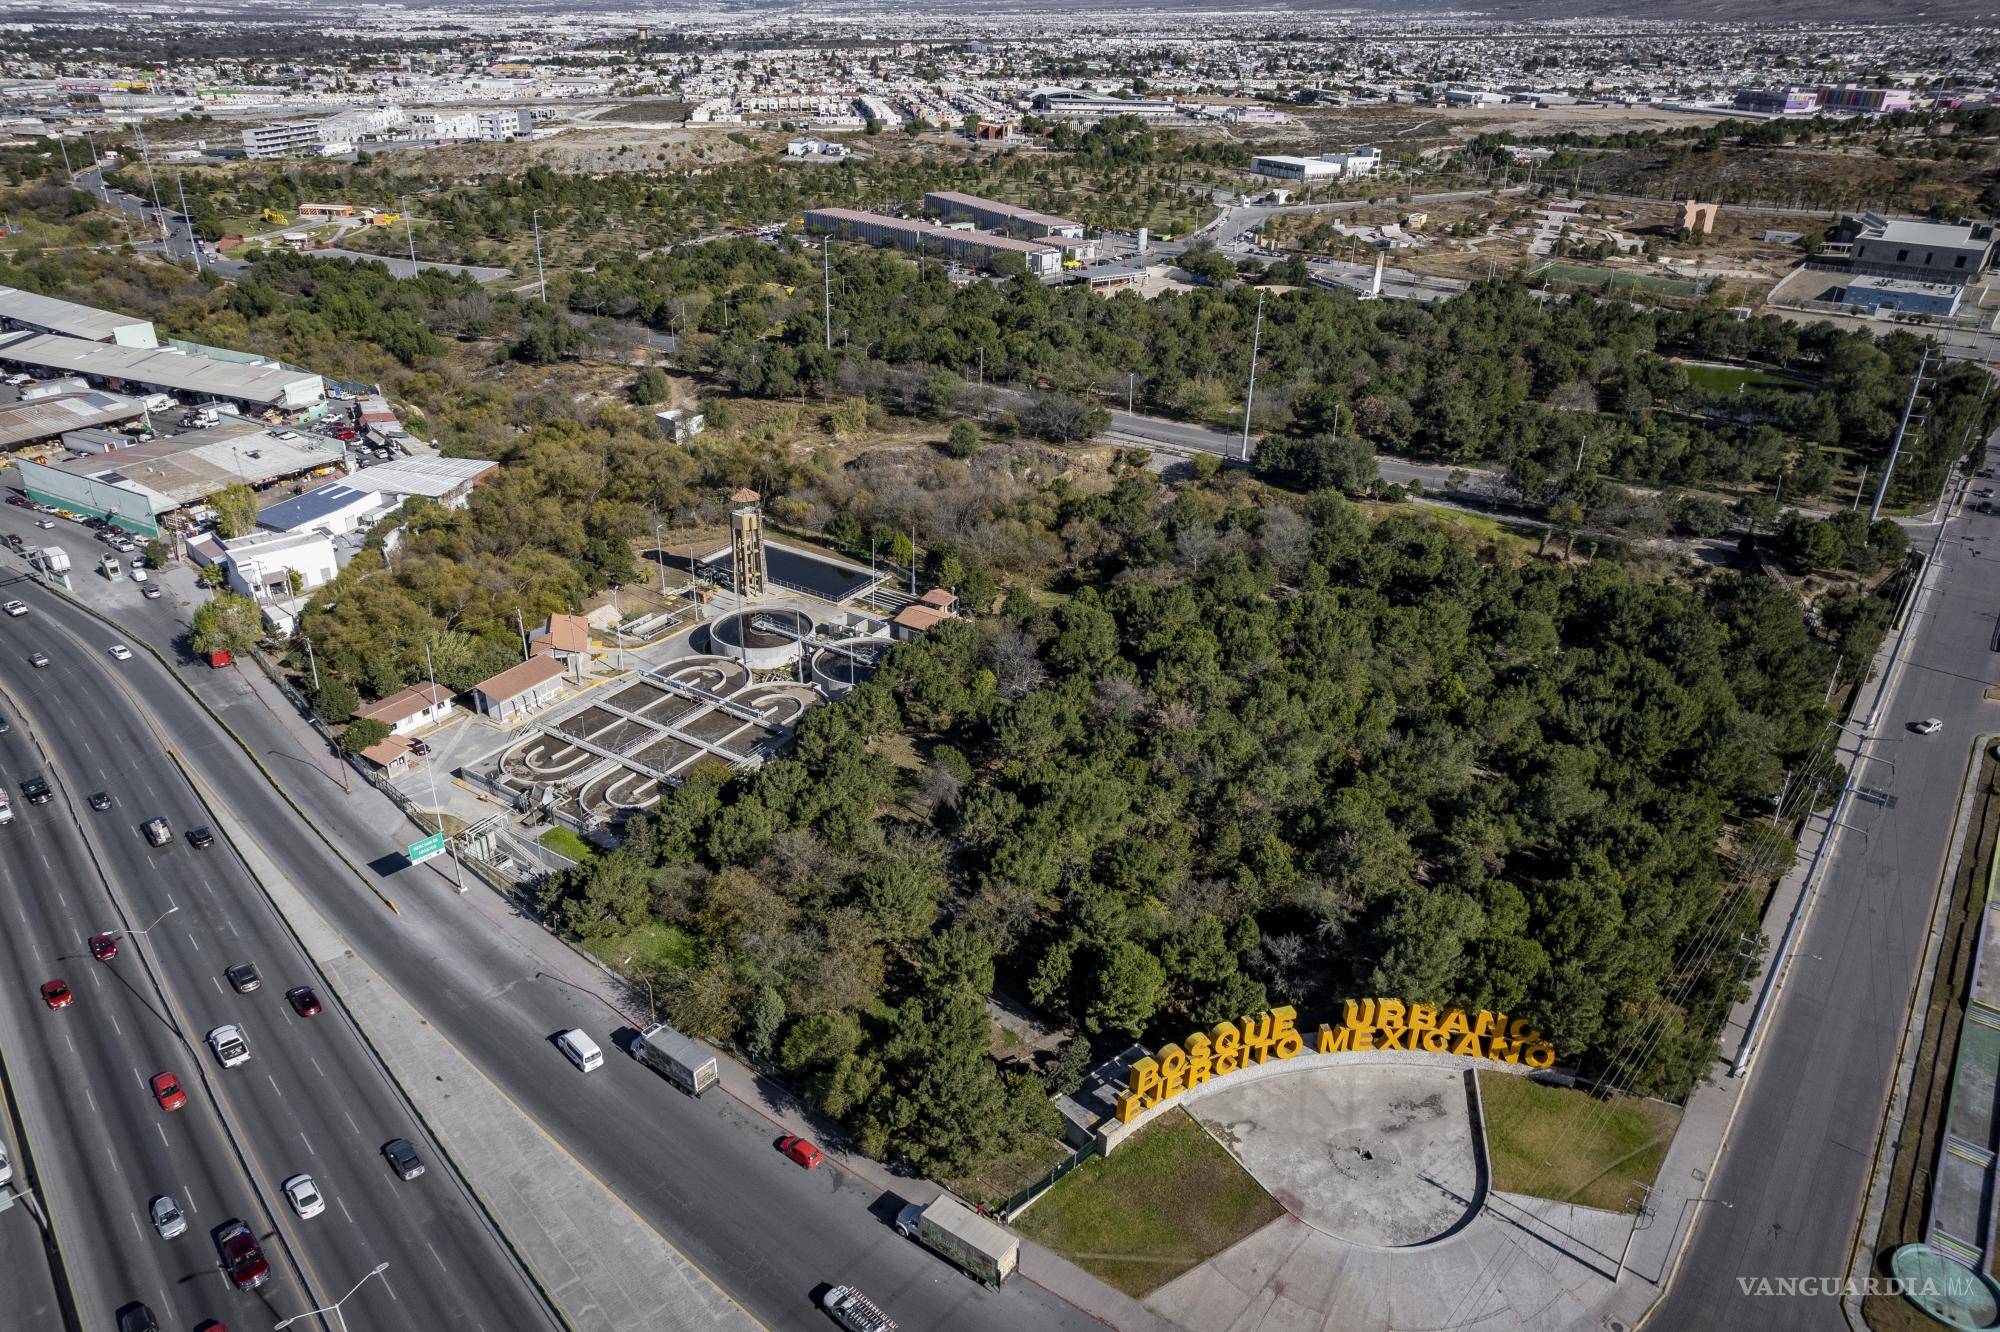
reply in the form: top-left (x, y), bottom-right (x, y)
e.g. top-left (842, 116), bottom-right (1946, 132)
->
top-left (0, 585), bottom-right (555, 1332)
top-left (0, 550), bottom-right (1104, 1330)
top-left (1657, 436), bottom-right (2000, 1328)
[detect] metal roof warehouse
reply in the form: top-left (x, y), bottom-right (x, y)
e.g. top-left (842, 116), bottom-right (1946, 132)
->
top-left (0, 331), bottom-right (324, 411)
top-left (0, 390), bottom-right (146, 449)
top-left (0, 285), bottom-right (158, 347)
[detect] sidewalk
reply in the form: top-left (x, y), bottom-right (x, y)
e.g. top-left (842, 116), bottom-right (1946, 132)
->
top-left (174, 751), bottom-right (757, 1332)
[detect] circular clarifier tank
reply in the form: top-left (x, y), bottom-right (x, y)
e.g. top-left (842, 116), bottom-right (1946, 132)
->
top-left (811, 637), bottom-right (889, 692)
top-left (705, 608), bottom-right (817, 671)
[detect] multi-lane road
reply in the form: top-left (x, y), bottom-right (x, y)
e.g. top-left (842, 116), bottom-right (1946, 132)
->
top-left (0, 518), bottom-right (1104, 1332)
top-left (0, 580), bottom-right (556, 1331)
top-left (1658, 435), bottom-right (2000, 1326)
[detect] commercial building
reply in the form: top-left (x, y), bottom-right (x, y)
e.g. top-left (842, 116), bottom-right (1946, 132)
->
top-left (1839, 275), bottom-right (1965, 319)
top-left (1733, 87), bottom-right (1820, 115)
top-left (785, 136), bottom-right (851, 158)
top-left (241, 121), bottom-right (320, 158)
top-left (923, 191), bottom-right (1083, 239)
top-left (471, 653), bottom-right (568, 722)
top-left (339, 454), bottom-right (498, 509)
top-left (256, 479), bottom-right (383, 537)
top-left (1838, 214), bottom-right (1995, 284)
top-left (17, 421), bottom-right (347, 538)
top-left (1819, 85), bottom-right (1914, 115)
top-left (805, 207), bottom-right (1062, 276)
top-left (0, 332), bottom-right (325, 412)
top-left (1028, 88), bottom-right (1181, 121)
top-left (0, 391), bottom-right (145, 451)
top-left (1251, 148), bottom-right (1380, 182)
top-left (0, 287), bottom-right (158, 348)
top-left (477, 109), bottom-right (533, 140)
top-left (219, 528), bottom-right (338, 603)
top-left (354, 681), bottom-right (455, 737)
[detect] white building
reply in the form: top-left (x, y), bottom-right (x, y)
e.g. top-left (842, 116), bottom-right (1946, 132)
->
top-left (785, 136), bottom-right (851, 159)
top-left (241, 122), bottom-right (320, 159)
top-left (655, 407), bottom-right (705, 442)
top-left (409, 110), bottom-right (479, 141)
top-left (477, 109), bottom-right (533, 140)
top-left (0, 286), bottom-right (157, 348)
top-left (1249, 148), bottom-right (1381, 182)
top-left (353, 681), bottom-right (455, 737)
top-left (341, 455), bottom-right (497, 510)
top-left (219, 529), bottom-right (338, 603)
top-left (255, 479), bottom-right (383, 538)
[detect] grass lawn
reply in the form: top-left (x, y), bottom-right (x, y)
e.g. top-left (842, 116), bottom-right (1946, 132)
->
top-left (537, 825), bottom-right (598, 864)
top-left (1541, 262), bottom-right (1702, 298)
top-left (943, 1135), bottom-right (1073, 1211)
top-left (1014, 1108), bottom-right (1283, 1298)
top-left (1478, 1073), bottom-right (1680, 1214)
top-left (1680, 361), bottom-right (1813, 395)
top-left (583, 919), bottom-right (701, 974)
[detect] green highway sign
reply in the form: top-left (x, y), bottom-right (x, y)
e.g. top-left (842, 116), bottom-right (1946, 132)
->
top-left (407, 833), bottom-right (446, 865)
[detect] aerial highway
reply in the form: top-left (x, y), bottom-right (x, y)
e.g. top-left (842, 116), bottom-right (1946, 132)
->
top-left (0, 592), bottom-right (557, 1332)
top-left (0, 537), bottom-right (1105, 1330)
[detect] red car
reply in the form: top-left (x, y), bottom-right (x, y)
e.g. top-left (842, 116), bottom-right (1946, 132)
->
top-left (216, 1220), bottom-right (270, 1290)
top-left (88, 933), bottom-right (119, 962)
top-left (150, 1071), bottom-right (187, 1112)
top-left (777, 1135), bottom-right (824, 1169)
top-left (40, 979), bottom-right (72, 1009)
top-left (286, 987), bottom-right (322, 1018)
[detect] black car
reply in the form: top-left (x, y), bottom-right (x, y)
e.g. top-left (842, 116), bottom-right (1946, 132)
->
top-left (88, 790), bottom-right (110, 811)
top-left (225, 962), bottom-right (260, 993)
top-left (382, 1137), bottom-right (424, 1180)
top-left (21, 777), bottom-right (50, 805)
top-left (186, 826), bottom-right (215, 849)
top-left (0, 717), bottom-right (10, 734)
top-left (114, 1304), bottom-right (159, 1332)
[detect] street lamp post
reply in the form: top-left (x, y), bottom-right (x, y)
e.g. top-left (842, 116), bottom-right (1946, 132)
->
top-left (120, 903), bottom-right (180, 938)
top-left (531, 209), bottom-right (547, 303)
top-left (274, 1260), bottom-right (390, 1332)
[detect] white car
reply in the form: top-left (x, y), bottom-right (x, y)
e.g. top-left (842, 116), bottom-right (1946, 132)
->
top-left (282, 1173), bottom-right (325, 1220)
top-left (108, 644), bottom-right (132, 661)
top-left (1915, 717), bottom-right (1944, 735)
top-left (130, 568), bottom-right (148, 583)
top-left (149, 1194), bottom-right (187, 1239)
top-left (206, 1024), bottom-right (250, 1068)
top-left (142, 585), bottom-right (162, 600)
top-left (2, 601), bottom-right (23, 617)
top-left (34, 518), bottom-right (52, 530)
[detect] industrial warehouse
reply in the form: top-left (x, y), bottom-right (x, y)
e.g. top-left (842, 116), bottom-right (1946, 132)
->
top-left (805, 205), bottom-right (1064, 275)
top-left (922, 191), bottom-right (1085, 239)
top-left (0, 331), bottom-right (325, 413)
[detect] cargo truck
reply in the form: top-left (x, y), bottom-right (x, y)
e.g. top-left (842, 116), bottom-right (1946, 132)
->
top-left (631, 1022), bottom-right (718, 1096)
top-left (32, 547), bottom-right (69, 576)
top-left (894, 1195), bottom-right (1019, 1287)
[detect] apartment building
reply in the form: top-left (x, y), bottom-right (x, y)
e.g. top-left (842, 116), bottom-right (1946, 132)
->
top-left (805, 207), bottom-right (1063, 276)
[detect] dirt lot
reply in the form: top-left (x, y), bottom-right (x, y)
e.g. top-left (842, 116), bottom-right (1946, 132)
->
top-left (1260, 102), bottom-right (1734, 154)
top-left (412, 125), bottom-right (760, 177)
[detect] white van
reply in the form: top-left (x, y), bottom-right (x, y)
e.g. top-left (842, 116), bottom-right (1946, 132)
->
top-left (556, 1029), bottom-right (602, 1072)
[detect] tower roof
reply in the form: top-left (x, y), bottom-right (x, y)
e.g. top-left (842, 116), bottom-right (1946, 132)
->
top-left (730, 488), bottom-right (760, 504)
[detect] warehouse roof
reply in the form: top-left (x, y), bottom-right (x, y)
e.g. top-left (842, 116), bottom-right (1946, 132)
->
top-left (0, 331), bottom-right (322, 408)
top-left (0, 285), bottom-right (156, 344)
top-left (342, 454), bottom-right (497, 499)
top-left (257, 480), bottom-right (380, 531)
top-left (926, 190), bottom-right (1079, 233)
top-left (0, 390), bottom-right (145, 449)
top-left (50, 421), bottom-right (344, 505)
top-left (806, 208), bottom-right (1059, 257)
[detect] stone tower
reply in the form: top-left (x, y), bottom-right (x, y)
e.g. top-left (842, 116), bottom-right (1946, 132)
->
top-left (729, 487), bottom-right (768, 599)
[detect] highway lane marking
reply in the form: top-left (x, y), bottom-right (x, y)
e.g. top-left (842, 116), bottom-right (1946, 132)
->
top-left (342, 1109), bottom-right (359, 1136)
top-left (186, 930), bottom-right (200, 952)
top-left (155, 1122), bottom-right (168, 1148)
top-left (310, 1056), bottom-right (325, 1080)
top-left (107, 1010), bottom-right (121, 1037)
top-left (268, 1074), bottom-right (281, 1099)
top-left (381, 1272), bottom-right (400, 1302)
top-left (337, 1195), bottom-right (353, 1225)
top-left (426, 1240), bottom-right (449, 1273)
top-left (300, 1130), bottom-right (317, 1159)
top-left (210, 976), bottom-right (222, 993)
top-left (55, 888), bottom-right (67, 910)
top-left (128, 1209), bottom-right (144, 1243)
top-left (183, 1181), bottom-right (196, 1213)
top-left (83, 1087), bottom-right (95, 1115)
top-left (62, 1032), bottom-right (74, 1055)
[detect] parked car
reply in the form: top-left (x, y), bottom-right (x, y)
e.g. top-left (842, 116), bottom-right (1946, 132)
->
top-left (777, 1135), bottom-right (824, 1169)
top-left (149, 1071), bottom-right (187, 1112)
top-left (381, 1137), bottom-right (424, 1180)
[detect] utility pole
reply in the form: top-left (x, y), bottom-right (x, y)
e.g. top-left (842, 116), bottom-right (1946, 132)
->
top-left (822, 241), bottom-right (831, 351)
top-left (908, 523), bottom-right (917, 595)
top-left (176, 174), bottom-right (200, 273)
top-left (133, 121), bottom-right (167, 240)
top-left (422, 643), bottom-right (465, 894)
top-left (532, 209), bottom-right (547, 302)
top-left (1127, 372), bottom-right (1135, 414)
top-left (655, 517), bottom-right (667, 594)
top-left (56, 136), bottom-right (71, 175)
top-left (1851, 466), bottom-right (1868, 511)
top-left (302, 635), bottom-right (319, 692)
top-left (1615, 1181), bottom-right (1654, 1283)
top-left (1240, 289), bottom-right (1265, 463)
top-left (1870, 348), bottom-right (1930, 522)
top-left (514, 606), bottom-right (528, 661)
top-left (403, 198), bottom-right (416, 264)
